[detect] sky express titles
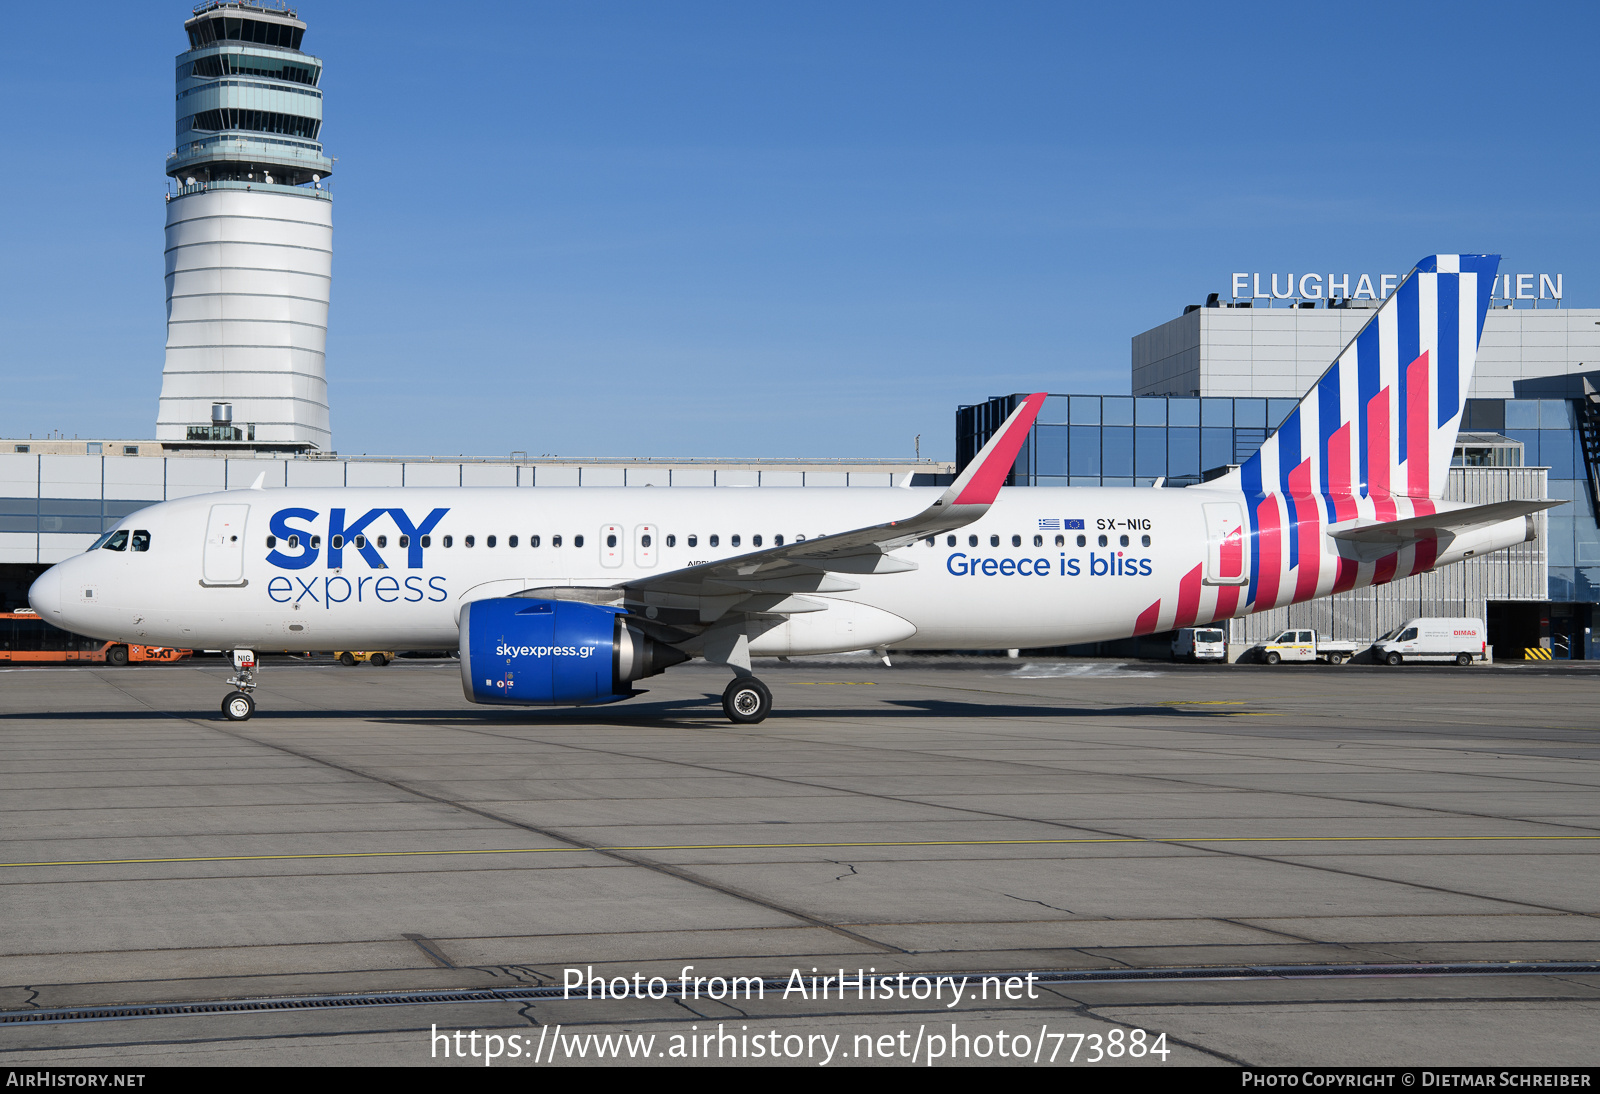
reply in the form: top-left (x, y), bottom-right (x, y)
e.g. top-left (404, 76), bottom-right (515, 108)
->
top-left (264, 506), bottom-right (451, 608)
top-left (265, 506), bottom-right (449, 570)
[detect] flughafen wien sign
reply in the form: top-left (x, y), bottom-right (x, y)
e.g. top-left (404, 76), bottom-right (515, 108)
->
top-left (1231, 271), bottom-right (1564, 302)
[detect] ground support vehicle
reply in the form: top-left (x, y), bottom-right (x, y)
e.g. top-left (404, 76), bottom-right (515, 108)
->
top-left (1372, 618), bottom-right (1487, 666)
top-left (1172, 627), bottom-right (1227, 661)
top-left (335, 651), bottom-right (394, 666)
top-left (0, 611), bottom-right (191, 665)
top-left (1251, 630), bottom-right (1362, 665)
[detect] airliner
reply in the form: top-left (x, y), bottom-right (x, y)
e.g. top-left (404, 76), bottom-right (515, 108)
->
top-left (29, 254), bottom-right (1553, 724)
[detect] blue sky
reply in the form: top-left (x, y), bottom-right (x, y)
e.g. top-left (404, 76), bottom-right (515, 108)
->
top-left (2, 2), bottom-right (1595, 459)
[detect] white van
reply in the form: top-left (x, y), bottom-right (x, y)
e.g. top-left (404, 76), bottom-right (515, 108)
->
top-left (1373, 618), bottom-right (1487, 666)
top-left (1172, 627), bottom-right (1227, 661)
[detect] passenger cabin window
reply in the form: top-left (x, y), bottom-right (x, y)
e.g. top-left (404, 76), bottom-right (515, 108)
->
top-left (1097, 534), bottom-right (1108, 547)
top-left (774, 534), bottom-right (783, 546)
top-left (376, 535), bottom-right (387, 548)
top-left (420, 535), bottom-right (431, 548)
top-left (465, 536), bottom-right (475, 548)
top-left (130, 530), bottom-right (151, 552)
top-left (1077, 534), bottom-right (1087, 547)
top-left (1141, 534), bottom-right (1151, 547)
top-left (731, 535), bottom-right (741, 548)
top-left (486, 535), bottom-right (496, 548)
top-left (552, 535), bottom-right (563, 547)
top-left (399, 535), bottom-right (410, 548)
top-left (968, 535), bottom-right (977, 547)
top-left (574, 535), bottom-right (584, 548)
top-left (947, 535), bottom-right (956, 547)
top-left (265, 536), bottom-right (277, 548)
top-left (101, 530), bottom-right (129, 552)
top-left (1012, 535), bottom-right (1022, 547)
top-left (687, 535), bottom-right (697, 547)
top-left (311, 536), bottom-right (321, 549)
top-left (1120, 534), bottom-right (1130, 547)
top-left (709, 535), bottom-right (720, 548)
top-left (530, 535), bottom-right (540, 547)
top-left (353, 535), bottom-right (366, 549)
top-left (666, 534), bottom-right (676, 547)
top-left (331, 535), bottom-right (344, 550)
top-left (443, 536), bottom-right (453, 548)
top-left (509, 535), bottom-right (518, 548)
top-left (287, 535), bottom-right (300, 549)
top-left (1033, 535), bottom-right (1043, 547)
top-left (641, 534), bottom-right (652, 547)
top-left (1055, 535), bottom-right (1065, 547)
top-left (925, 537), bottom-right (935, 547)
top-left (606, 534), bottom-right (617, 548)
top-left (990, 535), bottom-right (1000, 547)
top-left (751, 534), bottom-right (761, 547)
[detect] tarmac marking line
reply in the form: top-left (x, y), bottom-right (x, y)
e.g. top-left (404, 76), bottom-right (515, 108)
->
top-left (5, 834), bottom-right (1599, 870)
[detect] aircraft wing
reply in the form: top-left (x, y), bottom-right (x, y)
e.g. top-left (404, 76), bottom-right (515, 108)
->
top-left (611, 393), bottom-right (1046, 626)
top-left (1329, 499), bottom-right (1562, 546)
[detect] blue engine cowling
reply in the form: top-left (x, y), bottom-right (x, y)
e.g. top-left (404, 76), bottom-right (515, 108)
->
top-left (459, 597), bottom-right (689, 706)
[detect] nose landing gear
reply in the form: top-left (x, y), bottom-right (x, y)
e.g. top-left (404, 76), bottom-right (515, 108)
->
top-left (222, 649), bottom-right (258, 721)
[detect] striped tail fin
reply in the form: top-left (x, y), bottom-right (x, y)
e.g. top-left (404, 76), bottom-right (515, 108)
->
top-left (1222, 253), bottom-right (1499, 509)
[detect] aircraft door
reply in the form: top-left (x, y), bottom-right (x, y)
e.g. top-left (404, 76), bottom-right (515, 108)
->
top-left (1202, 503), bottom-right (1248, 586)
top-left (599, 524), bottom-right (624, 568)
top-left (634, 524), bottom-right (658, 568)
top-left (202, 504), bottom-right (250, 586)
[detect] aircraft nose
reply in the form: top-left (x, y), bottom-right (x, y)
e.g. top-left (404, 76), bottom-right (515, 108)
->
top-left (28, 567), bottom-right (62, 620)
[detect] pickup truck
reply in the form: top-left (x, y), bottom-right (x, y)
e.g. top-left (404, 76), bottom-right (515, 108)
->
top-left (1250, 629), bottom-right (1362, 665)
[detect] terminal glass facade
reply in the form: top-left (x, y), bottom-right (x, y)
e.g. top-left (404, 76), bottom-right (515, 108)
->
top-left (957, 393), bottom-right (1599, 605)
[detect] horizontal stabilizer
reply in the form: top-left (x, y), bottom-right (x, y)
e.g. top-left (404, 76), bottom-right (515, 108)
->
top-left (1329, 500), bottom-right (1561, 545)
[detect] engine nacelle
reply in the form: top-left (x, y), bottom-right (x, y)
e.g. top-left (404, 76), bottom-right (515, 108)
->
top-left (459, 598), bottom-right (689, 706)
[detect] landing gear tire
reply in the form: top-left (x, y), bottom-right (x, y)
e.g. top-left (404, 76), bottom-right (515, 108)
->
top-left (370, 652), bottom-right (389, 667)
top-left (1456, 652), bottom-right (1472, 666)
top-left (1386, 652), bottom-right (1403, 666)
top-left (222, 691), bottom-right (255, 721)
top-left (722, 677), bottom-right (772, 724)
top-left (1264, 651), bottom-right (1281, 666)
top-left (107, 645), bottom-right (129, 667)
top-left (339, 651), bottom-right (357, 666)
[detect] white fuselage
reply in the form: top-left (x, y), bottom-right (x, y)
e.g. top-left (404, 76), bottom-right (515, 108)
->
top-left (27, 484), bottom-right (1527, 655)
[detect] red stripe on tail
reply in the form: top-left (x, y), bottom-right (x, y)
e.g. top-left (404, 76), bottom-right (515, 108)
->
top-left (1405, 351), bottom-right (1431, 501)
top-left (1254, 496), bottom-right (1282, 610)
top-left (1367, 387), bottom-right (1397, 522)
top-left (1288, 458), bottom-right (1321, 604)
top-left (1328, 422), bottom-right (1357, 523)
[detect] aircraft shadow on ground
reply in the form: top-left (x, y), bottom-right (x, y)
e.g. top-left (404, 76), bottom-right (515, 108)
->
top-left (0, 696), bottom-right (1247, 727)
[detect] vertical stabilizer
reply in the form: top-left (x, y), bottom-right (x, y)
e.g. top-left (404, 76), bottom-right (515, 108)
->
top-left (1213, 254), bottom-right (1499, 507)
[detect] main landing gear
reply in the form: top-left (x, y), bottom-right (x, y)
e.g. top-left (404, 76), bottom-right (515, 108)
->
top-left (722, 676), bottom-right (772, 724)
top-left (222, 649), bottom-right (258, 721)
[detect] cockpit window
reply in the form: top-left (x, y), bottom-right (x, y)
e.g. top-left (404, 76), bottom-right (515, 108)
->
top-left (130, 530), bottom-right (151, 553)
top-left (88, 530), bottom-right (117, 552)
top-left (100, 530), bottom-right (129, 552)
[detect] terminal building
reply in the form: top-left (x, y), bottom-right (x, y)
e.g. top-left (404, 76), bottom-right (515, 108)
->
top-left (957, 270), bottom-right (1596, 659)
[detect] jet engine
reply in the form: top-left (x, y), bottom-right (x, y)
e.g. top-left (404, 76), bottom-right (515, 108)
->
top-left (459, 598), bottom-right (689, 706)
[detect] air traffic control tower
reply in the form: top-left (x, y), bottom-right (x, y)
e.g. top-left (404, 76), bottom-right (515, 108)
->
top-left (157, 1), bottom-right (332, 452)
